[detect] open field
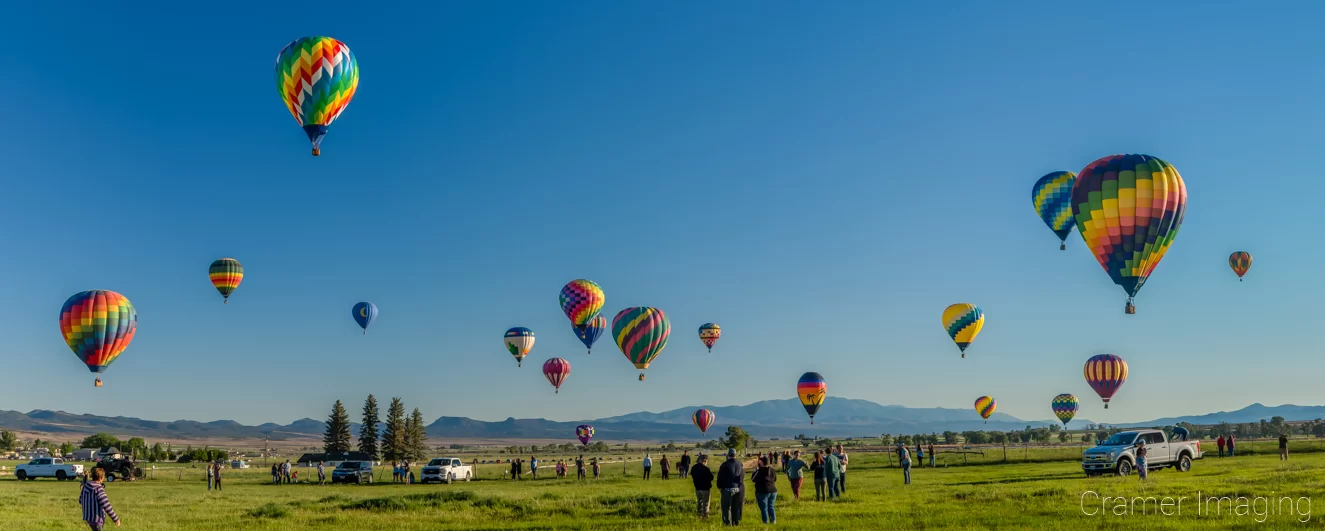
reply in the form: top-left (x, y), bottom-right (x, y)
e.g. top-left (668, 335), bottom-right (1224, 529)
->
top-left (3, 440), bottom-right (1324, 530)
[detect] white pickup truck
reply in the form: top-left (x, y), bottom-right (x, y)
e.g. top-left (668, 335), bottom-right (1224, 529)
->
top-left (420, 457), bottom-right (472, 484)
top-left (16, 457), bottom-right (85, 481)
top-left (1082, 429), bottom-right (1202, 476)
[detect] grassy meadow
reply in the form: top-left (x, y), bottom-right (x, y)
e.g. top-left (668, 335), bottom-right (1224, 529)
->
top-left (3, 439), bottom-right (1325, 529)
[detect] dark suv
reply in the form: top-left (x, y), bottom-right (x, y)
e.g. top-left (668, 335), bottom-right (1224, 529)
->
top-left (330, 461), bottom-right (374, 484)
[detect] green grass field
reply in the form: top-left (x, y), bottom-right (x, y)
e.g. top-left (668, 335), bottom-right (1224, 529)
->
top-left (2, 440), bottom-right (1323, 530)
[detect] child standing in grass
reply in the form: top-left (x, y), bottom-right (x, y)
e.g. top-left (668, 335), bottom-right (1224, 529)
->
top-left (80, 468), bottom-right (120, 530)
top-left (1135, 442), bottom-right (1148, 480)
top-left (593, 458), bottom-right (601, 479)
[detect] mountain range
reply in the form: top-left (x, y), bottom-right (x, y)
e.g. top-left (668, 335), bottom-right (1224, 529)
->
top-left (1, 400), bottom-right (1320, 443)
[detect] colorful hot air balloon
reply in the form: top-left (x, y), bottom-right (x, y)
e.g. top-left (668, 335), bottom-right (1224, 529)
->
top-left (1052, 393), bottom-right (1080, 427)
top-left (1229, 252), bottom-right (1252, 281)
top-left (576, 315), bottom-right (607, 355)
top-left (575, 424), bottom-right (595, 446)
top-left (208, 258), bottom-right (244, 304)
top-left (941, 303), bottom-right (984, 358)
top-left (504, 327), bottom-right (535, 367)
top-left (559, 279), bottom-right (605, 334)
top-left (698, 323), bottom-right (722, 353)
top-left (612, 307), bottom-right (671, 381)
top-left (797, 372), bottom-right (827, 424)
top-left (59, 290), bottom-right (137, 387)
top-left (1084, 354), bottom-right (1128, 409)
top-left (1072, 154), bottom-right (1187, 314)
top-left (274, 37), bottom-right (359, 156)
top-left (542, 357), bottom-right (570, 393)
top-left (692, 409), bottom-right (716, 433)
top-left (352, 302), bottom-right (377, 334)
top-left (1032, 171), bottom-right (1077, 250)
top-left (974, 396), bottom-right (996, 423)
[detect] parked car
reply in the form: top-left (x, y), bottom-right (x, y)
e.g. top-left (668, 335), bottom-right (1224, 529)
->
top-left (15, 457), bottom-right (84, 481)
top-left (230, 460), bottom-right (250, 469)
top-left (1082, 429), bottom-right (1202, 476)
top-left (421, 457), bottom-right (472, 484)
top-left (330, 461), bottom-right (374, 484)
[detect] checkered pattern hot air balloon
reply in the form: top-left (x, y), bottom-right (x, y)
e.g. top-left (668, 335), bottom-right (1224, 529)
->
top-left (974, 396), bottom-right (996, 423)
top-left (941, 303), bottom-right (984, 358)
top-left (59, 290), bottom-right (137, 387)
top-left (1084, 354), bottom-right (1128, 409)
top-left (692, 409), bottom-right (716, 433)
top-left (1072, 154), bottom-right (1187, 314)
top-left (612, 307), bottom-right (670, 381)
top-left (542, 358), bottom-right (570, 393)
top-left (504, 327), bottom-right (535, 366)
top-left (208, 258), bottom-right (243, 304)
top-left (797, 372), bottom-right (827, 424)
top-left (698, 323), bottom-right (722, 353)
top-left (575, 424), bottom-right (594, 445)
top-left (1229, 252), bottom-right (1252, 281)
top-left (1031, 171), bottom-right (1077, 250)
top-left (559, 279), bottom-right (605, 333)
top-left (274, 36), bottom-right (359, 156)
top-left (1052, 394), bottom-right (1080, 427)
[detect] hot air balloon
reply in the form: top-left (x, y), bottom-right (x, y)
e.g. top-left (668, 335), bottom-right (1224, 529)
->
top-left (611, 307), bottom-right (671, 381)
top-left (575, 424), bottom-right (595, 446)
top-left (974, 396), bottom-right (996, 423)
top-left (504, 327), bottom-right (535, 367)
top-left (542, 357), bottom-right (570, 393)
top-left (1052, 393), bottom-right (1080, 427)
top-left (274, 37), bottom-right (359, 156)
top-left (352, 302), bottom-right (377, 334)
top-left (941, 303), bottom-right (984, 358)
top-left (692, 409), bottom-right (716, 433)
top-left (1032, 171), bottom-right (1077, 250)
top-left (59, 290), bottom-right (137, 387)
top-left (559, 279), bottom-right (605, 336)
top-left (208, 258), bottom-right (243, 304)
top-left (698, 323), bottom-right (722, 353)
top-left (1072, 154), bottom-right (1187, 314)
top-left (1229, 252), bottom-right (1252, 281)
top-left (797, 372), bottom-right (827, 424)
top-left (576, 316), bottom-right (607, 355)
top-left (1084, 354), bottom-right (1128, 409)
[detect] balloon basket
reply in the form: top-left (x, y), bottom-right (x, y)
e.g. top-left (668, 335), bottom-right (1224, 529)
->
top-left (312, 148), bottom-right (321, 156)
top-left (223, 299), bottom-right (228, 305)
top-left (638, 374), bottom-right (645, 382)
top-left (1125, 302), bottom-right (1136, 315)
top-left (1060, 243), bottom-right (1066, 250)
top-left (1104, 403), bottom-right (1109, 409)
top-left (94, 378), bottom-right (103, 388)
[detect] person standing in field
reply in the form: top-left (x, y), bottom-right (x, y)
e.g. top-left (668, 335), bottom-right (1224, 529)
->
top-left (1280, 434), bottom-right (1289, 460)
top-left (1216, 435), bottom-right (1225, 457)
top-left (207, 462), bottom-right (214, 490)
top-left (717, 448), bottom-right (744, 526)
top-left (1134, 441), bottom-right (1148, 480)
top-left (752, 456), bottom-right (779, 524)
top-left (781, 451), bottom-right (790, 471)
top-left (899, 445), bottom-right (912, 485)
top-left (283, 460), bottom-right (292, 484)
top-left (691, 454), bottom-right (714, 518)
top-left (823, 447), bottom-right (841, 500)
top-left (785, 450), bottom-right (806, 501)
top-left (679, 451), bottom-right (691, 480)
top-left (642, 454), bottom-right (653, 480)
top-left (213, 462), bottom-right (222, 491)
top-left (318, 461), bottom-right (326, 486)
top-left (834, 444), bottom-right (849, 494)
top-left (593, 458), bottom-right (601, 479)
top-left (928, 443), bottom-right (936, 468)
top-left (1227, 434), bottom-right (1236, 457)
top-left (510, 459), bottom-right (519, 481)
top-left (661, 455), bottom-right (671, 480)
top-left (530, 456), bottom-right (538, 479)
top-left (576, 455), bottom-right (586, 480)
top-left (810, 451), bottom-right (826, 501)
top-left (271, 463), bottom-right (280, 484)
top-left (80, 468), bottom-right (121, 530)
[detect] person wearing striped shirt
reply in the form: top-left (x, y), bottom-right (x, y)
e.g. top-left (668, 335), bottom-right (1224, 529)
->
top-left (79, 468), bottom-right (120, 530)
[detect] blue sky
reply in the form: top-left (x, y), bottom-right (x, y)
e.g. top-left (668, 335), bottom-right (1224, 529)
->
top-left (2, 1), bottom-right (1323, 427)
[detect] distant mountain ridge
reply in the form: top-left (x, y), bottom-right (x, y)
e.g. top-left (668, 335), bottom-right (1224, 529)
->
top-left (0, 400), bottom-right (1319, 442)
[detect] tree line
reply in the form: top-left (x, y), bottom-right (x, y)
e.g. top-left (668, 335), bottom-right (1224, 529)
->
top-left (323, 394), bottom-right (428, 462)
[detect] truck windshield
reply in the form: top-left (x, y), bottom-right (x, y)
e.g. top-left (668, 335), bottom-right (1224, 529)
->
top-left (428, 459), bottom-right (447, 466)
top-left (1101, 433), bottom-right (1138, 446)
top-left (336, 462), bottom-right (360, 469)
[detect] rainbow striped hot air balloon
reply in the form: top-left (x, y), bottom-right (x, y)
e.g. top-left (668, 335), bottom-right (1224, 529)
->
top-left (542, 358), bottom-right (570, 393)
top-left (1084, 354), bottom-right (1128, 409)
top-left (612, 307), bottom-right (671, 381)
top-left (974, 396), bottom-right (996, 423)
top-left (1229, 252), bottom-right (1252, 281)
top-left (692, 409), bottom-right (716, 433)
top-left (504, 327), bottom-right (535, 367)
top-left (59, 290), bottom-right (137, 387)
top-left (575, 424), bottom-right (595, 446)
top-left (275, 37), bottom-right (359, 156)
top-left (698, 323), bottom-right (722, 353)
top-left (208, 258), bottom-right (244, 304)
top-left (1072, 154), bottom-right (1187, 314)
top-left (941, 303), bottom-right (984, 358)
top-left (797, 372), bottom-right (827, 424)
top-left (560, 280), bottom-right (605, 335)
top-left (1031, 171), bottom-right (1077, 250)
top-left (575, 315), bottom-right (607, 355)
top-left (1052, 393), bottom-right (1080, 427)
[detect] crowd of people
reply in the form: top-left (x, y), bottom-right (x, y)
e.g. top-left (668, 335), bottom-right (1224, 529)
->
top-left (505, 455), bottom-right (604, 480)
top-left (270, 460), bottom-right (294, 484)
top-left (686, 444), bottom-right (851, 525)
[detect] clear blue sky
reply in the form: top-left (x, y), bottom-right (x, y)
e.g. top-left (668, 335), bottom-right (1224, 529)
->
top-left (3, 1), bottom-right (1323, 427)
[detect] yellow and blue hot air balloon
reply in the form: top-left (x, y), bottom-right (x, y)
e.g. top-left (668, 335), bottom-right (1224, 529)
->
top-left (1031, 171), bottom-right (1077, 250)
top-left (352, 302), bottom-right (377, 334)
top-left (941, 303), bottom-right (984, 358)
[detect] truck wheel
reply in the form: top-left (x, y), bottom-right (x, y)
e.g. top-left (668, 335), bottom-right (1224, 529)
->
top-left (133, 467), bottom-right (144, 479)
top-left (1175, 454), bottom-right (1192, 472)
top-left (15, 470), bottom-right (26, 481)
top-left (354, 475), bottom-right (361, 485)
top-left (1115, 460), bottom-right (1133, 476)
top-left (56, 471), bottom-right (67, 481)
top-left (445, 473), bottom-right (453, 485)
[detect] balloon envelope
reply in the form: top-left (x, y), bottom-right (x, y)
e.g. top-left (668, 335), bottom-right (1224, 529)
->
top-left (575, 424), bottom-right (595, 445)
top-left (504, 327), bottom-right (535, 366)
top-left (1084, 354), bottom-right (1128, 408)
top-left (974, 396), bottom-right (996, 420)
top-left (60, 290), bottom-right (137, 375)
top-left (274, 36), bottom-right (359, 155)
top-left (698, 323), bottom-right (722, 352)
top-left (542, 357), bottom-right (570, 393)
top-left (352, 302), bottom-right (378, 332)
top-left (576, 316), bottom-right (607, 354)
top-left (1052, 393), bottom-right (1080, 427)
top-left (692, 409), bottom-right (716, 433)
top-left (612, 307), bottom-right (671, 377)
top-left (208, 258), bottom-right (244, 303)
top-left (797, 372), bottom-right (827, 423)
top-left (941, 303), bottom-right (984, 357)
top-left (1072, 154), bottom-right (1187, 313)
top-left (559, 279), bottom-right (605, 330)
top-left (1031, 171), bottom-right (1077, 249)
top-left (1229, 252), bottom-right (1252, 280)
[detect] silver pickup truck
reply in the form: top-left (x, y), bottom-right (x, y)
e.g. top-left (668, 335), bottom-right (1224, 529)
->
top-left (1082, 429), bottom-right (1202, 476)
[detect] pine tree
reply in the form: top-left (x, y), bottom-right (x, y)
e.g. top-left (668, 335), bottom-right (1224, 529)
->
top-left (407, 408), bottom-right (428, 461)
top-left (359, 394), bottom-right (380, 460)
top-left (404, 415), bottom-right (417, 461)
top-left (323, 400), bottom-right (353, 453)
top-left (381, 397), bottom-right (407, 461)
